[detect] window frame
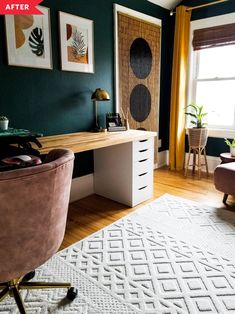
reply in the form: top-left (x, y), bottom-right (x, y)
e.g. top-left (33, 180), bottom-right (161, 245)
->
top-left (187, 12), bottom-right (235, 138)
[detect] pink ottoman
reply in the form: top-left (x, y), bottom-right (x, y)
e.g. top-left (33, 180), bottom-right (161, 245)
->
top-left (214, 162), bottom-right (235, 204)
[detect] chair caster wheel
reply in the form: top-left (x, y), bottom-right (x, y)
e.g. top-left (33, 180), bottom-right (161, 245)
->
top-left (67, 287), bottom-right (78, 301)
top-left (22, 270), bottom-right (36, 281)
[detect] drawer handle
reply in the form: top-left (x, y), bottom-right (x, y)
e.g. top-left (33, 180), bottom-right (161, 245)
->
top-left (139, 172), bottom-right (148, 177)
top-left (139, 139), bottom-right (148, 143)
top-left (139, 149), bottom-right (148, 153)
top-left (138, 185), bottom-right (148, 191)
top-left (138, 158), bottom-right (148, 163)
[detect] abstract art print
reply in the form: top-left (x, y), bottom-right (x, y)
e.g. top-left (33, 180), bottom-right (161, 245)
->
top-left (59, 12), bottom-right (94, 73)
top-left (5, 6), bottom-right (52, 69)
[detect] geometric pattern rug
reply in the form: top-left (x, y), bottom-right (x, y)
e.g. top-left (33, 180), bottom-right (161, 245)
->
top-left (1, 194), bottom-right (235, 313)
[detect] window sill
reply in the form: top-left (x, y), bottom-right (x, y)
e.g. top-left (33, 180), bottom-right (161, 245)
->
top-left (185, 128), bottom-right (235, 139)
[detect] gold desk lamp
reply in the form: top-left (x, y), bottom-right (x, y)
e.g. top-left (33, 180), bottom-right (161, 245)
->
top-left (91, 88), bottom-right (110, 132)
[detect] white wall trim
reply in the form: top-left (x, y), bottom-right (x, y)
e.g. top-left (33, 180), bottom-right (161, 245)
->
top-left (70, 174), bottom-right (94, 203)
top-left (207, 128), bottom-right (235, 139)
top-left (147, 0), bottom-right (180, 10)
top-left (187, 12), bottom-right (235, 134)
top-left (190, 12), bottom-right (235, 31)
top-left (155, 150), bottom-right (169, 168)
top-left (185, 153), bottom-right (221, 174)
top-left (70, 150), bottom-right (169, 203)
top-left (69, 151), bottom-right (220, 204)
top-left (185, 127), bottom-right (235, 139)
top-left (155, 149), bottom-right (220, 174)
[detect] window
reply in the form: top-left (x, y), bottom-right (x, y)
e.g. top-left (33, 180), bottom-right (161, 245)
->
top-left (193, 45), bottom-right (235, 129)
top-left (188, 13), bottom-right (235, 136)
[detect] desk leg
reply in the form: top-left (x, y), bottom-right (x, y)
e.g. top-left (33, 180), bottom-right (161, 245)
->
top-left (94, 143), bottom-right (133, 206)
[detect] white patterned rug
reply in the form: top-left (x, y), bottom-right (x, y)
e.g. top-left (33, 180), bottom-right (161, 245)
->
top-left (1, 194), bottom-right (235, 313)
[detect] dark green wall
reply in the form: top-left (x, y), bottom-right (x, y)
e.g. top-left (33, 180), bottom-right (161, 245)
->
top-left (0, 0), bottom-right (173, 176)
top-left (180, 0), bottom-right (235, 156)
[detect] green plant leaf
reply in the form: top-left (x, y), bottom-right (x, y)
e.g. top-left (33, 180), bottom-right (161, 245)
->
top-left (186, 104), bottom-right (198, 113)
top-left (224, 138), bottom-right (232, 147)
top-left (185, 113), bottom-right (197, 118)
top-left (185, 103), bottom-right (208, 128)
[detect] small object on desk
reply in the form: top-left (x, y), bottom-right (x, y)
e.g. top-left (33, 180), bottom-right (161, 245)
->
top-left (0, 116), bottom-right (9, 131)
top-left (120, 107), bottom-right (130, 130)
top-left (108, 126), bottom-right (127, 132)
top-left (123, 118), bottom-right (129, 130)
top-left (91, 88), bottom-right (110, 132)
top-left (220, 152), bottom-right (235, 164)
top-left (106, 113), bottom-right (126, 132)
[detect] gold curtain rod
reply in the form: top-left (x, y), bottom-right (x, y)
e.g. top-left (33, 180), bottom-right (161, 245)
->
top-left (170, 0), bottom-right (229, 16)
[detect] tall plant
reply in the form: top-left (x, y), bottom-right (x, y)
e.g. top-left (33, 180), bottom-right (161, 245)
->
top-left (185, 103), bottom-right (208, 128)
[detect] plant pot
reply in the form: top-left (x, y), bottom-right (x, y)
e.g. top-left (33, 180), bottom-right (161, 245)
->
top-left (230, 147), bottom-right (235, 157)
top-left (0, 120), bottom-right (9, 131)
top-left (188, 128), bottom-right (208, 148)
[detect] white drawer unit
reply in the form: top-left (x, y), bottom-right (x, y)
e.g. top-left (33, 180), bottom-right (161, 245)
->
top-left (94, 136), bottom-right (155, 207)
top-left (133, 137), bottom-right (153, 153)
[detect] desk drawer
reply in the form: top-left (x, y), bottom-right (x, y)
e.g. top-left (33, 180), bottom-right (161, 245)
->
top-left (133, 137), bottom-right (154, 153)
top-left (133, 147), bottom-right (153, 162)
top-left (133, 152), bottom-right (153, 176)
top-left (133, 138), bottom-right (154, 162)
top-left (133, 184), bottom-right (153, 206)
top-left (134, 171), bottom-right (153, 189)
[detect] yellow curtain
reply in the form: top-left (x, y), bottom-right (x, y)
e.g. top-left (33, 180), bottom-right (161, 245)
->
top-left (169, 6), bottom-right (191, 171)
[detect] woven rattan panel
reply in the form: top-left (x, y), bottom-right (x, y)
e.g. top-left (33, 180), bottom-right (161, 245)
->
top-left (117, 13), bottom-right (161, 162)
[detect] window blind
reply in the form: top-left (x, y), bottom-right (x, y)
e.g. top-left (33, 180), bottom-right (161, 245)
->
top-left (192, 23), bottom-right (235, 50)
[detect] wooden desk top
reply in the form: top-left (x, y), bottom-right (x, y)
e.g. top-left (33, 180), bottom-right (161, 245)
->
top-left (36, 130), bottom-right (157, 154)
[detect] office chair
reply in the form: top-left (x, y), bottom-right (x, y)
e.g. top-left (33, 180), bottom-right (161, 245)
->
top-left (0, 149), bottom-right (77, 313)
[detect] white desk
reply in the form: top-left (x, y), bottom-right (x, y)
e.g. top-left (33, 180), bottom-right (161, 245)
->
top-left (37, 130), bottom-right (156, 206)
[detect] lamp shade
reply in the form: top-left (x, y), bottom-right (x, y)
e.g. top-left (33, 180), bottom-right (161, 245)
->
top-left (91, 88), bottom-right (110, 101)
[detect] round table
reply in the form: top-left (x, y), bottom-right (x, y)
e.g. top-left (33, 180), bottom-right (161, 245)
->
top-left (220, 152), bottom-right (235, 164)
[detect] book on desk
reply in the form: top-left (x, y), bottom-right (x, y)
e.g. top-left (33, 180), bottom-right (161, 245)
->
top-left (106, 113), bottom-right (127, 132)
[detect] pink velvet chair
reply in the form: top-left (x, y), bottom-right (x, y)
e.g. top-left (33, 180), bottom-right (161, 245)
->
top-left (214, 161), bottom-right (235, 204)
top-left (0, 149), bottom-right (76, 313)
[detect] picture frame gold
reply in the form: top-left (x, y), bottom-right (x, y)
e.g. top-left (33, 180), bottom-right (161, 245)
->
top-left (5, 6), bottom-right (52, 69)
top-left (59, 11), bottom-right (94, 73)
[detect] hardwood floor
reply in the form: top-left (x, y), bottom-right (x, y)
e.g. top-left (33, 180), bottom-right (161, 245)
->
top-left (61, 167), bottom-right (234, 250)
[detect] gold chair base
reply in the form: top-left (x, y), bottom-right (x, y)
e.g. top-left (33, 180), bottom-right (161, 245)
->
top-left (0, 277), bottom-right (71, 314)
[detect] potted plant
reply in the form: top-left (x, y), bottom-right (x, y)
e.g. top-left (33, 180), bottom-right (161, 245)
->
top-left (224, 138), bottom-right (235, 157)
top-left (185, 103), bottom-right (208, 148)
top-left (0, 116), bottom-right (9, 131)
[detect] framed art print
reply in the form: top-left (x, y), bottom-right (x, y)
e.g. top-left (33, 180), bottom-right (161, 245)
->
top-left (59, 11), bottom-right (94, 73)
top-left (5, 6), bottom-right (52, 69)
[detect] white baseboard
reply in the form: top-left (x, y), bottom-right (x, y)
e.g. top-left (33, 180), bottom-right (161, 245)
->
top-left (70, 174), bottom-right (94, 203)
top-left (155, 150), bottom-right (221, 173)
top-left (185, 153), bottom-right (220, 173)
top-left (155, 150), bottom-right (169, 168)
top-left (70, 151), bottom-right (170, 203)
top-left (69, 151), bottom-right (221, 203)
